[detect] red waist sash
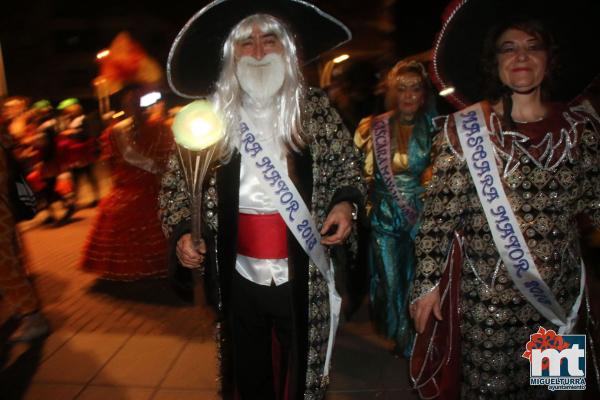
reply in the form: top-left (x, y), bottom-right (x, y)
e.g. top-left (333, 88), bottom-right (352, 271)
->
top-left (237, 213), bottom-right (288, 259)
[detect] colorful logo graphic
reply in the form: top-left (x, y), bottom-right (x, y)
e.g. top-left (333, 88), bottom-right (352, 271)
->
top-left (523, 327), bottom-right (586, 391)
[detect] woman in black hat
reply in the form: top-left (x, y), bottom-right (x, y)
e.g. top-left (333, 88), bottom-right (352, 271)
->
top-left (409, 0), bottom-right (600, 398)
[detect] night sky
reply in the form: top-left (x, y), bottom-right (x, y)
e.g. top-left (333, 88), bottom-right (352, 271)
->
top-left (0, 0), bottom-right (448, 102)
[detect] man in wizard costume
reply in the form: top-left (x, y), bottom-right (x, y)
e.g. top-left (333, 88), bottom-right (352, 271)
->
top-left (158, 1), bottom-right (366, 399)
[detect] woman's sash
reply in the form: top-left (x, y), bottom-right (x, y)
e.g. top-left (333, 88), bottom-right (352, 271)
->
top-left (454, 103), bottom-right (584, 333)
top-left (370, 113), bottom-right (417, 224)
top-left (239, 109), bottom-right (341, 376)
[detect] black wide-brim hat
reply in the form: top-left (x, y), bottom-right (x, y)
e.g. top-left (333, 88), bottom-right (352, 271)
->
top-left (432, 0), bottom-right (600, 109)
top-left (167, 0), bottom-right (351, 98)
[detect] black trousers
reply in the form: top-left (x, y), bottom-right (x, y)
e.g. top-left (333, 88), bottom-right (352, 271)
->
top-left (40, 177), bottom-right (62, 205)
top-left (230, 271), bottom-right (293, 400)
top-left (71, 164), bottom-right (99, 202)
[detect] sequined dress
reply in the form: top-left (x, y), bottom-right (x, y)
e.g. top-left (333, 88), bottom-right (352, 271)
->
top-left (411, 101), bottom-right (600, 399)
top-left (355, 112), bottom-right (435, 357)
top-left (81, 120), bottom-right (173, 280)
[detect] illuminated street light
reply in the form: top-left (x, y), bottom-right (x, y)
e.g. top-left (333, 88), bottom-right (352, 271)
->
top-left (333, 54), bottom-right (350, 64)
top-left (96, 49), bottom-right (110, 60)
top-left (439, 86), bottom-right (455, 97)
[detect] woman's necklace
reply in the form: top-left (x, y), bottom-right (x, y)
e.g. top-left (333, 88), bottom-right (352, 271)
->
top-left (392, 120), bottom-right (413, 172)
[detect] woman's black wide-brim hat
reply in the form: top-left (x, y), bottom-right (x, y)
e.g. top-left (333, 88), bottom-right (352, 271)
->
top-left (432, 0), bottom-right (600, 109)
top-left (167, 0), bottom-right (351, 98)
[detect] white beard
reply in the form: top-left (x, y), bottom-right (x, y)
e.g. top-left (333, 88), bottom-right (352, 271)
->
top-left (235, 53), bottom-right (285, 101)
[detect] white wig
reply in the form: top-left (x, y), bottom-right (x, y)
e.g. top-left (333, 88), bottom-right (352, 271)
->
top-left (212, 14), bottom-right (306, 162)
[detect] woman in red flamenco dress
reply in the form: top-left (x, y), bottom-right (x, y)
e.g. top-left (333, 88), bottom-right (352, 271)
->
top-left (80, 99), bottom-right (173, 280)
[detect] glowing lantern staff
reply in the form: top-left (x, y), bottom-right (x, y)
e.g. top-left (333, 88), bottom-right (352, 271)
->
top-left (172, 100), bottom-right (224, 245)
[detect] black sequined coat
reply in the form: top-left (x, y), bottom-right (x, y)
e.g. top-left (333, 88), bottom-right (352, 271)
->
top-left (158, 88), bottom-right (366, 400)
top-left (411, 100), bottom-right (600, 399)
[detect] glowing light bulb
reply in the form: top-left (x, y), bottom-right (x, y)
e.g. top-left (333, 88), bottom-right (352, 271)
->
top-left (173, 100), bottom-right (224, 151)
top-left (191, 119), bottom-right (213, 136)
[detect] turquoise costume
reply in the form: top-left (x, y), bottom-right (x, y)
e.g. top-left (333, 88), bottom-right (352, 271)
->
top-left (355, 110), bottom-right (436, 356)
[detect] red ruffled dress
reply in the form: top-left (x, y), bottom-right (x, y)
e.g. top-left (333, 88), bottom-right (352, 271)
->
top-left (80, 119), bottom-right (173, 280)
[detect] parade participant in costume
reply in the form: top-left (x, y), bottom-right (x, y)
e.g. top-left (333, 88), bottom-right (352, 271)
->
top-left (1, 97), bottom-right (41, 171)
top-left (81, 32), bottom-right (171, 280)
top-left (159, 1), bottom-right (365, 399)
top-left (0, 125), bottom-right (49, 342)
top-left (354, 60), bottom-right (436, 358)
top-left (410, 0), bottom-right (600, 398)
top-left (56, 98), bottom-right (101, 209)
top-left (27, 100), bottom-right (75, 224)
top-left (1, 97), bottom-right (29, 148)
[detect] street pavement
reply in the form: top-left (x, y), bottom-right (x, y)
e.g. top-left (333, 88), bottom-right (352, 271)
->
top-left (0, 166), bottom-right (418, 400)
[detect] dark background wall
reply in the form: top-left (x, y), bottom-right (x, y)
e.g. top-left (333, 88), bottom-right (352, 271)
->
top-left (0, 0), bottom-right (448, 103)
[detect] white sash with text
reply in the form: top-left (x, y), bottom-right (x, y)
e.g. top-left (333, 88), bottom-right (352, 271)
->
top-left (371, 113), bottom-right (417, 224)
top-left (454, 103), bottom-right (584, 334)
top-left (239, 109), bottom-right (341, 375)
